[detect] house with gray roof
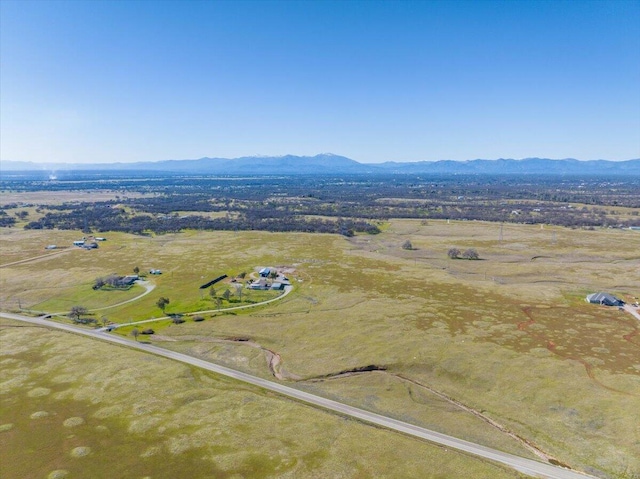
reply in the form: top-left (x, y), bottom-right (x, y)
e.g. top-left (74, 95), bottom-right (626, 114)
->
top-left (586, 292), bottom-right (624, 307)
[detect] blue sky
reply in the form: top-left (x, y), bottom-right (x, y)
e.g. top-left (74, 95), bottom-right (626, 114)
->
top-left (1, 0), bottom-right (639, 164)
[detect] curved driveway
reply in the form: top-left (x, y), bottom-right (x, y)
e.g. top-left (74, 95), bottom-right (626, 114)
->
top-left (0, 311), bottom-right (597, 479)
top-left (624, 304), bottom-right (640, 322)
top-left (107, 285), bottom-right (293, 329)
top-left (88, 280), bottom-right (156, 312)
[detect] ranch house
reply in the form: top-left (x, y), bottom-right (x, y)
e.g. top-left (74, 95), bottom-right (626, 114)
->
top-left (586, 292), bottom-right (624, 307)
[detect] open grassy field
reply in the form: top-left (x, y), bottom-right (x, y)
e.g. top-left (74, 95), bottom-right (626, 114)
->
top-left (1, 220), bottom-right (639, 478)
top-left (0, 318), bottom-right (529, 479)
top-left (0, 189), bottom-right (153, 206)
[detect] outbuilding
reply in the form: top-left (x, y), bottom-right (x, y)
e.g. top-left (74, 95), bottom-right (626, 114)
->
top-left (259, 267), bottom-right (271, 278)
top-left (249, 279), bottom-right (268, 290)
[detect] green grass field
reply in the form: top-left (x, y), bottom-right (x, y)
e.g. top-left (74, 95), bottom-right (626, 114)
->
top-left (1, 220), bottom-right (639, 478)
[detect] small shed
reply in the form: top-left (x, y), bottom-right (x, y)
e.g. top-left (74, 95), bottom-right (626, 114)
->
top-left (259, 267), bottom-right (271, 278)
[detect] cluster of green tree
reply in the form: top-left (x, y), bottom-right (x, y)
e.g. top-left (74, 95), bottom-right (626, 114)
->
top-left (0, 210), bottom-right (16, 227)
top-left (23, 203), bottom-right (379, 236)
top-left (0, 203), bottom-right (30, 209)
top-left (67, 305), bottom-right (94, 324)
top-left (3, 174), bottom-right (639, 233)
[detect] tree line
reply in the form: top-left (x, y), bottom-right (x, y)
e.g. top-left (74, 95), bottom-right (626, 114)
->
top-left (3, 173), bottom-right (639, 234)
top-left (22, 203), bottom-right (380, 236)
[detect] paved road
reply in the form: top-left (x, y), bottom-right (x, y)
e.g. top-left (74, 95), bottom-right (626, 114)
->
top-left (0, 311), bottom-right (598, 479)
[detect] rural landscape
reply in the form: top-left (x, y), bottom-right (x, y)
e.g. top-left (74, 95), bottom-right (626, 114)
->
top-left (1, 168), bottom-right (638, 479)
top-left (2, 1), bottom-right (639, 478)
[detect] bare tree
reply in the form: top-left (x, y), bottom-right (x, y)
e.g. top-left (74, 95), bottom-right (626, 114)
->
top-left (131, 327), bottom-right (140, 341)
top-left (234, 283), bottom-right (243, 302)
top-left (93, 277), bottom-right (105, 289)
top-left (402, 240), bottom-right (413, 250)
top-left (68, 306), bottom-right (88, 323)
top-left (462, 248), bottom-right (479, 260)
top-left (447, 248), bottom-right (461, 259)
top-left (133, 266), bottom-right (140, 275)
top-left (101, 315), bottom-right (109, 327)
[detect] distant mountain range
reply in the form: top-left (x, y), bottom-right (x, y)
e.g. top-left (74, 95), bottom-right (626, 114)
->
top-left (2, 154), bottom-right (639, 176)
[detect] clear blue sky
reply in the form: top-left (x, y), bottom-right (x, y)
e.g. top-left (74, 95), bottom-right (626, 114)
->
top-left (1, 0), bottom-right (639, 163)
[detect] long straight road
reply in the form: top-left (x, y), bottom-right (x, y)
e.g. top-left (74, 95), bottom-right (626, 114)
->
top-left (0, 311), bottom-right (598, 479)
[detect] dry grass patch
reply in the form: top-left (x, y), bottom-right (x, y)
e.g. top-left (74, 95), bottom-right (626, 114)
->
top-left (2, 221), bottom-right (638, 478)
top-left (0, 321), bottom-right (528, 479)
top-left (0, 189), bottom-right (152, 206)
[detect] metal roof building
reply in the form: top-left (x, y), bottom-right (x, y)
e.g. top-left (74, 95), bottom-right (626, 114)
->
top-left (259, 267), bottom-right (271, 277)
top-left (586, 292), bottom-right (624, 307)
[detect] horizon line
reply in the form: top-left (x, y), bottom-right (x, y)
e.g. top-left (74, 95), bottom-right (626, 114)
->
top-left (2, 155), bottom-right (639, 166)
